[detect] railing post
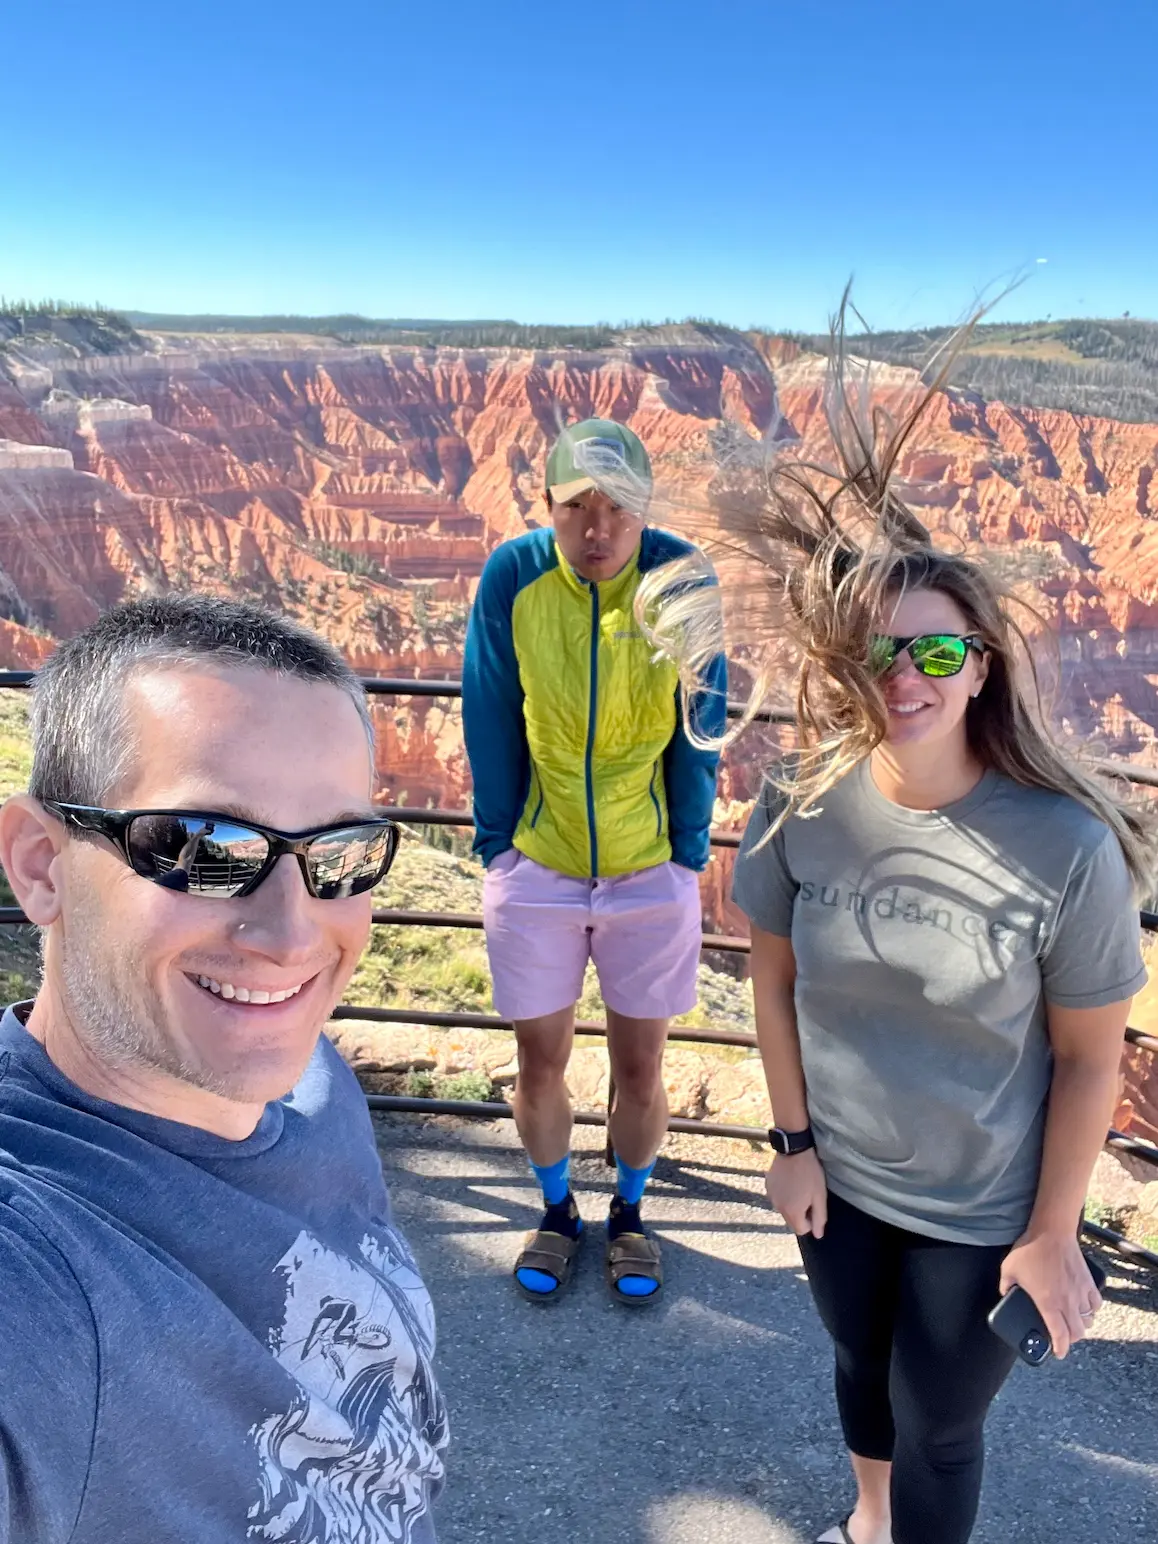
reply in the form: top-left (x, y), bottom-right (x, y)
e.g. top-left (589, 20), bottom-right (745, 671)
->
top-left (605, 1072), bottom-right (616, 1167)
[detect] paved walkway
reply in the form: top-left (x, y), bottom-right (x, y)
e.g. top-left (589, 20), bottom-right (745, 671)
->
top-left (374, 1114), bottom-right (1158, 1544)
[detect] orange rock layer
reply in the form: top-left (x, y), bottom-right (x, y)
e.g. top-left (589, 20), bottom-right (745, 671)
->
top-left (2, 333), bottom-right (1156, 1142)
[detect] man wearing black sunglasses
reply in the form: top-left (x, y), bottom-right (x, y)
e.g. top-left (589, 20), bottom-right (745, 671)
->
top-left (0, 595), bottom-right (447, 1543)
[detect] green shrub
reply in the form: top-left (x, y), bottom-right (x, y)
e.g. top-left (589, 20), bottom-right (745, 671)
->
top-left (438, 1070), bottom-right (494, 1103)
top-left (402, 1068), bottom-right (493, 1103)
top-left (1084, 1198), bottom-right (1131, 1233)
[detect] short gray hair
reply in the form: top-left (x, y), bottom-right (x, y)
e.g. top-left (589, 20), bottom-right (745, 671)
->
top-left (28, 594), bottom-right (374, 805)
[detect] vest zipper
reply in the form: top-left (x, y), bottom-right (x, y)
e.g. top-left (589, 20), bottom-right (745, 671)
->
top-left (649, 759), bottom-right (662, 836)
top-left (585, 581), bottom-right (600, 876)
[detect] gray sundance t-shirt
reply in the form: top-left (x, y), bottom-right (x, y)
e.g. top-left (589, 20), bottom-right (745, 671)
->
top-left (0, 1004), bottom-right (447, 1544)
top-left (732, 763), bottom-right (1146, 1244)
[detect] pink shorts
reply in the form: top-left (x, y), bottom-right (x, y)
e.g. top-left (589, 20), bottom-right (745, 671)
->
top-left (482, 850), bottom-right (704, 1022)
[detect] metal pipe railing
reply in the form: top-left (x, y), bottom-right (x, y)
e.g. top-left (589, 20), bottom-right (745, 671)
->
top-left (1080, 1219), bottom-right (1158, 1273)
top-left (357, 910), bottom-right (752, 954)
top-left (1105, 1129), bottom-right (1158, 1170)
top-left (386, 805), bottom-right (744, 850)
top-left (332, 1001), bottom-right (758, 1050)
top-left (364, 1093), bottom-right (768, 1144)
top-left (0, 905), bottom-right (759, 954)
top-left (17, 901), bottom-right (1153, 953)
top-left (20, 901), bottom-right (1155, 955)
top-left (2, 670), bottom-right (1156, 1274)
top-left (338, 1001), bottom-right (1158, 1167)
top-left (3, 665), bottom-right (1158, 785)
top-left (332, 1001), bottom-right (1158, 1094)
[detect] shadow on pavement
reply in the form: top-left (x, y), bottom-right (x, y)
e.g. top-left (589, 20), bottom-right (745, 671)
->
top-left (375, 1115), bottom-right (1158, 1544)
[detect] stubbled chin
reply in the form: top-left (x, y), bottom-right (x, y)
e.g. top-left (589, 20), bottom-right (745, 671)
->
top-left (187, 1034), bottom-right (321, 1106)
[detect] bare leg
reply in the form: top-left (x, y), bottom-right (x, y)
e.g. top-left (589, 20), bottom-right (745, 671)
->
top-left (511, 1005), bottom-right (576, 1167)
top-left (846, 1454), bottom-right (893, 1544)
top-left (819, 1456), bottom-right (892, 1544)
top-left (605, 1009), bottom-right (669, 1169)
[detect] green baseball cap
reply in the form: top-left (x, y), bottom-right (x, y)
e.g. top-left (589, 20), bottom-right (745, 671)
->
top-left (545, 418), bottom-right (653, 509)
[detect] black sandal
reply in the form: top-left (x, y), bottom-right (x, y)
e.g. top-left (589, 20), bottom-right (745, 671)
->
top-left (513, 1227), bottom-right (582, 1304)
top-left (604, 1227), bottom-right (664, 1306)
top-left (815, 1521), bottom-right (855, 1544)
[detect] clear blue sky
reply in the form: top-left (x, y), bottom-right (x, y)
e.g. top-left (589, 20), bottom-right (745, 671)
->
top-left (2, 0), bottom-right (1154, 330)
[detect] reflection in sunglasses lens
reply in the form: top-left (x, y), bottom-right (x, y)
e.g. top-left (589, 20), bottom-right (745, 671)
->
top-left (128, 815), bottom-right (268, 895)
top-left (307, 825), bottom-right (394, 899)
top-left (913, 636), bottom-right (966, 677)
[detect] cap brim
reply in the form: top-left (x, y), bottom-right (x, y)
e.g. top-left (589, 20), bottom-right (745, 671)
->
top-left (548, 476), bottom-right (598, 504)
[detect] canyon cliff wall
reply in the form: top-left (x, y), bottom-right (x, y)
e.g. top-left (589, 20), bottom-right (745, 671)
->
top-left (2, 328), bottom-right (1158, 1139)
top-left (0, 332), bottom-right (785, 808)
top-left (4, 330), bottom-right (1158, 783)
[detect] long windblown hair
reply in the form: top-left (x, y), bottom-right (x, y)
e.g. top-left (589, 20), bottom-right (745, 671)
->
top-left (636, 293), bottom-right (1158, 893)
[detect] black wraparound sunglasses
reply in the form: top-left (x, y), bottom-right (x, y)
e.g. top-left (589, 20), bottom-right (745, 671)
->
top-left (43, 802), bottom-right (400, 900)
top-left (870, 632), bottom-right (986, 679)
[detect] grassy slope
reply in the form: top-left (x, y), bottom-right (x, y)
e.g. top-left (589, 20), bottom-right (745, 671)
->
top-left (792, 317), bottom-right (1158, 424)
top-left (0, 691), bottom-right (31, 798)
top-left (0, 305), bottom-right (144, 356)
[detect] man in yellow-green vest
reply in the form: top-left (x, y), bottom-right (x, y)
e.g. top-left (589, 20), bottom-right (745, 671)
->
top-left (462, 418), bottom-right (725, 1306)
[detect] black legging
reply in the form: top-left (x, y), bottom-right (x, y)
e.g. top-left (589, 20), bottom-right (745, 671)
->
top-left (797, 1189), bottom-right (1019, 1544)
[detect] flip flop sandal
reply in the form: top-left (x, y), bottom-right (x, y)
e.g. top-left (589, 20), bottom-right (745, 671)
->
top-left (815, 1520), bottom-right (855, 1544)
top-left (605, 1229), bottom-right (664, 1306)
top-left (512, 1228), bottom-right (582, 1305)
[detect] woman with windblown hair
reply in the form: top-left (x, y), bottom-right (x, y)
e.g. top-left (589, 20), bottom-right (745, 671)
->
top-left (640, 324), bottom-right (1155, 1544)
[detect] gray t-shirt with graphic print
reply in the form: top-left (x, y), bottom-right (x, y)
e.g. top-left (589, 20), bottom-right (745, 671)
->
top-left (0, 1005), bottom-right (447, 1544)
top-left (732, 762), bottom-right (1146, 1245)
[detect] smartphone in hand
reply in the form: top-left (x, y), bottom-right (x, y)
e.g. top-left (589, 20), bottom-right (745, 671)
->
top-left (987, 1253), bottom-right (1107, 1366)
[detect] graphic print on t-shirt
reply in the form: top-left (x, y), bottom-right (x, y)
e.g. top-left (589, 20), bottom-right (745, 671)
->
top-left (731, 765), bottom-right (1147, 1243)
top-left (249, 1227), bottom-right (447, 1543)
top-left (794, 850), bottom-right (1043, 974)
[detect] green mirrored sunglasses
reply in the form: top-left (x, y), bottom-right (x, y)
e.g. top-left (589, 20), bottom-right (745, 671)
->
top-left (870, 633), bottom-right (985, 678)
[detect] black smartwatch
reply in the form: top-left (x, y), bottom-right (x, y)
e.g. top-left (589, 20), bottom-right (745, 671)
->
top-left (768, 1124), bottom-right (815, 1156)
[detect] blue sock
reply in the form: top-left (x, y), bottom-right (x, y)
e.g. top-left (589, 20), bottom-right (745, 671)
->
top-left (614, 1155), bottom-right (655, 1207)
top-left (610, 1160), bottom-right (659, 1298)
top-left (531, 1154), bottom-right (571, 1207)
top-left (517, 1155), bottom-right (580, 1297)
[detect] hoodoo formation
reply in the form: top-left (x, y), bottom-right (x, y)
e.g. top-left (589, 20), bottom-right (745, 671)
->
top-left (2, 316), bottom-right (1157, 1145)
